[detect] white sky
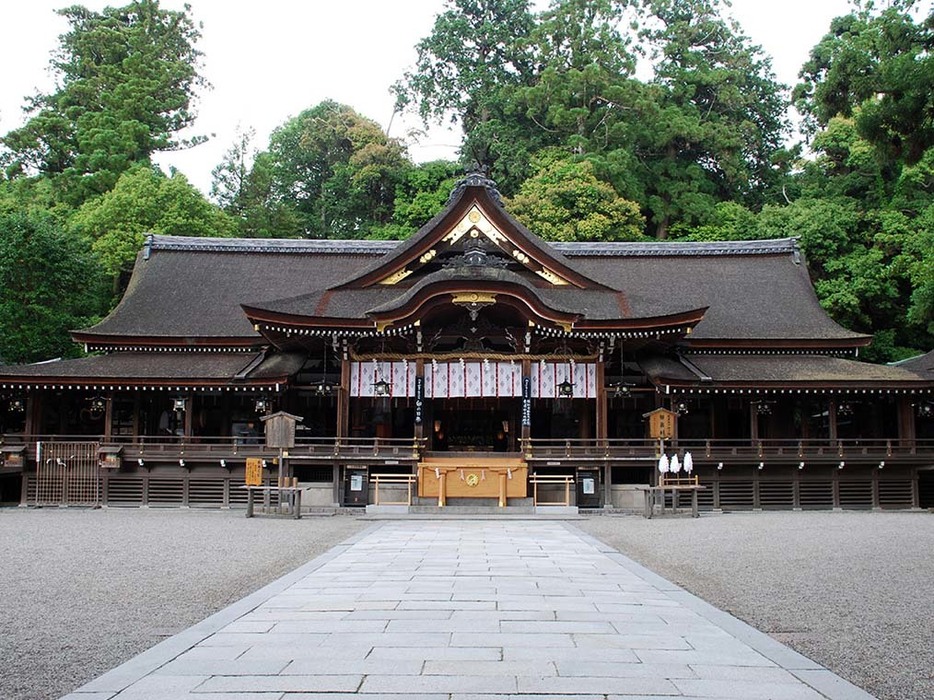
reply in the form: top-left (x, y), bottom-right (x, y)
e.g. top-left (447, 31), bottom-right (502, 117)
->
top-left (0, 0), bottom-right (855, 196)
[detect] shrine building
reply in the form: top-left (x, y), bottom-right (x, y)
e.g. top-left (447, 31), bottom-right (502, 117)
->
top-left (1, 173), bottom-right (932, 511)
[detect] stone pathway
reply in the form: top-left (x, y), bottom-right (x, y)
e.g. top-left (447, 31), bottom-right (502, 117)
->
top-left (65, 521), bottom-right (874, 699)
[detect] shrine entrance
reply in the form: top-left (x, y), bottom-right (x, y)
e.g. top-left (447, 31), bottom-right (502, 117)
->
top-left (429, 399), bottom-right (520, 453)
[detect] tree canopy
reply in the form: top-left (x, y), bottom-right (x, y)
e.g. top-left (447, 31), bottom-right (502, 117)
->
top-left (1, 0), bottom-right (206, 205)
top-left (0, 212), bottom-right (107, 363)
top-left (71, 166), bottom-right (236, 278)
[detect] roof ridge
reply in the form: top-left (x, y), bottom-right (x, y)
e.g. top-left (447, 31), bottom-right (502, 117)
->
top-left (552, 238), bottom-right (800, 257)
top-left (149, 235), bottom-right (397, 254)
top-left (148, 235), bottom-right (800, 258)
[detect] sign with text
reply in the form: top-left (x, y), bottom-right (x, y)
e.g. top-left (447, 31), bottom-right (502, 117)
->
top-left (245, 458), bottom-right (264, 486)
top-left (521, 376), bottom-right (532, 427)
top-left (644, 408), bottom-right (677, 440)
top-left (414, 376), bottom-right (424, 425)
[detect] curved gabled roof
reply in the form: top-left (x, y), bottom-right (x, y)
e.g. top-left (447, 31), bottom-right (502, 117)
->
top-left (72, 177), bottom-right (868, 351)
top-left (330, 175), bottom-right (611, 291)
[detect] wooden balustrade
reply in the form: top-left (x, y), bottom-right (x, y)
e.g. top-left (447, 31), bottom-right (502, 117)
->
top-left (530, 473), bottom-right (574, 506)
top-left (1, 434), bottom-right (932, 466)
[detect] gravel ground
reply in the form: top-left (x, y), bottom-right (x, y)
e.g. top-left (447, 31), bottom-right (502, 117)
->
top-left (0, 508), bottom-right (366, 700)
top-left (577, 511), bottom-right (934, 700)
top-left (1, 510), bottom-right (931, 700)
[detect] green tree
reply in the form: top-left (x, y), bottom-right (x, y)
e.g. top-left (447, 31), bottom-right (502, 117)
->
top-left (796, 116), bottom-right (889, 206)
top-left (508, 151), bottom-right (645, 241)
top-left (393, 0), bottom-right (536, 179)
top-left (210, 126), bottom-right (256, 216)
top-left (390, 160), bottom-right (462, 230)
top-left (210, 129), bottom-right (302, 238)
top-left (0, 212), bottom-right (106, 363)
top-left (633, 0), bottom-right (790, 236)
top-left (1, 0), bottom-right (207, 205)
top-left (70, 166), bottom-right (235, 278)
top-left (261, 100), bottom-right (410, 238)
top-left (794, 2), bottom-right (934, 166)
top-left (516, 0), bottom-right (637, 152)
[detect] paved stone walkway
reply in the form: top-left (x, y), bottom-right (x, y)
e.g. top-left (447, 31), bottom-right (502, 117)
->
top-left (66, 521), bottom-right (874, 699)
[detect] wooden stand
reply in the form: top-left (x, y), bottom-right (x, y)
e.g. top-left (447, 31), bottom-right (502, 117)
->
top-left (639, 484), bottom-right (704, 519)
top-left (243, 485), bottom-right (303, 519)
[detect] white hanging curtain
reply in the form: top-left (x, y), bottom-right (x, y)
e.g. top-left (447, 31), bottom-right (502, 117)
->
top-left (349, 360), bottom-right (415, 397)
top-left (424, 361), bottom-right (522, 398)
top-left (530, 361), bottom-right (597, 399)
top-left (349, 360), bottom-right (596, 399)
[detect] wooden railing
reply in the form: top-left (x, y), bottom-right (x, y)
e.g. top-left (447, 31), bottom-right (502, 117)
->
top-left (530, 473), bottom-right (574, 506)
top-left (0, 434), bottom-right (425, 463)
top-left (2, 434), bottom-right (932, 466)
top-left (370, 473), bottom-right (417, 506)
top-left (525, 437), bottom-right (934, 463)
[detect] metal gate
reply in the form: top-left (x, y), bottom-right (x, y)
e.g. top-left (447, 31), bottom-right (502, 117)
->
top-left (35, 442), bottom-right (101, 506)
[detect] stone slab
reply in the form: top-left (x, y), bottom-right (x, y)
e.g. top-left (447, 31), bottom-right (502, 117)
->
top-left (68, 520), bottom-right (877, 700)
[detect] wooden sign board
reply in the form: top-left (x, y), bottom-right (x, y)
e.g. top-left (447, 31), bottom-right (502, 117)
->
top-left (644, 408), bottom-right (677, 439)
top-left (1, 446), bottom-right (25, 469)
top-left (97, 446), bottom-right (123, 470)
top-left (260, 411), bottom-right (304, 449)
top-left (99, 453), bottom-right (121, 469)
top-left (245, 458), bottom-right (264, 486)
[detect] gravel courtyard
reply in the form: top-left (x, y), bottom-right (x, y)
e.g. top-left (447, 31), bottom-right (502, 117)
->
top-left (0, 508), bottom-right (930, 700)
top-left (0, 508), bottom-right (366, 700)
top-left (578, 511), bottom-right (934, 700)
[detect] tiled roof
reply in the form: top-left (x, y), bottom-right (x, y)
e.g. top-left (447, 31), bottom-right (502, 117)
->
top-left (0, 351), bottom-right (305, 387)
top-left (641, 354), bottom-right (929, 388)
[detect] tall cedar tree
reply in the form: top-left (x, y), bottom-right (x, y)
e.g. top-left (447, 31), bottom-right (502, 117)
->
top-left (1, 0), bottom-right (207, 205)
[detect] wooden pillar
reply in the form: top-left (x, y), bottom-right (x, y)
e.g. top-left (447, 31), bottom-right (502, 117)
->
top-left (597, 353), bottom-right (611, 507)
top-left (336, 358), bottom-right (351, 440)
top-left (332, 463), bottom-right (341, 506)
top-left (749, 399), bottom-right (759, 443)
top-left (828, 398), bottom-right (839, 442)
top-left (103, 392), bottom-right (114, 441)
top-left (792, 467), bottom-right (801, 510)
top-left (896, 396), bottom-right (915, 446)
top-left (595, 359), bottom-right (607, 441)
top-left (183, 391), bottom-right (193, 438)
top-left (25, 392), bottom-right (41, 437)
